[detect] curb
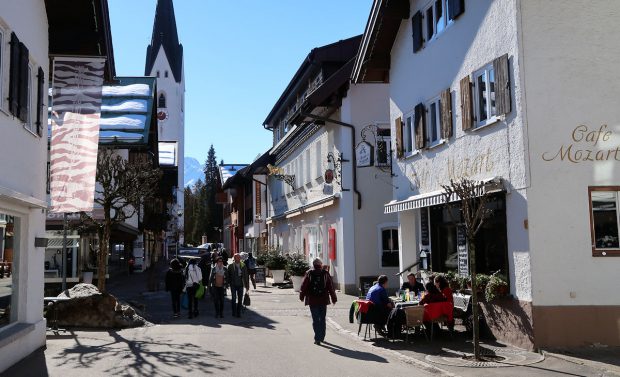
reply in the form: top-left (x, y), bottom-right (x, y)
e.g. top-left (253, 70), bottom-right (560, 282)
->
top-left (541, 350), bottom-right (620, 377)
top-left (327, 317), bottom-right (461, 377)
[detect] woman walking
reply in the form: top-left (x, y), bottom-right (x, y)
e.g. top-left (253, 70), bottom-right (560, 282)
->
top-left (246, 252), bottom-right (257, 289)
top-left (210, 257), bottom-right (227, 318)
top-left (165, 259), bottom-right (184, 318)
top-left (185, 259), bottom-right (202, 319)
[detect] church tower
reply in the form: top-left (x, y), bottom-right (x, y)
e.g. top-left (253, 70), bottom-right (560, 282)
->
top-left (146, 0), bottom-right (185, 243)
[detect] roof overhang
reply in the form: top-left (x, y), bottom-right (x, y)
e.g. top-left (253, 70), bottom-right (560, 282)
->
top-left (352, 0), bottom-right (409, 84)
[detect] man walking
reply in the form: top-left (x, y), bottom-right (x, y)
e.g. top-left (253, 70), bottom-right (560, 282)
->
top-left (227, 254), bottom-right (249, 317)
top-left (299, 258), bottom-right (337, 345)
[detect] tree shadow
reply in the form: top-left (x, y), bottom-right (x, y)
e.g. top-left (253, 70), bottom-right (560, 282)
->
top-left (320, 341), bottom-right (388, 363)
top-left (49, 330), bottom-right (233, 376)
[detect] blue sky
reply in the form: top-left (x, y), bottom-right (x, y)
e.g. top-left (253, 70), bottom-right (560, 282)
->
top-left (108, 0), bottom-right (373, 167)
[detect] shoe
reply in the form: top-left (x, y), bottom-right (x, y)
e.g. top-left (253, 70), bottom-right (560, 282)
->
top-left (314, 340), bottom-right (321, 345)
top-left (219, 314), bottom-right (224, 318)
top-left (173, 313), bottom-right (180, 318)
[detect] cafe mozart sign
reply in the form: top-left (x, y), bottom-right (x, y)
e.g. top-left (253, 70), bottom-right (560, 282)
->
top-left (542, 124), bottom-right (620, 163)
top-left (356, 141), bottom-right (374, 167)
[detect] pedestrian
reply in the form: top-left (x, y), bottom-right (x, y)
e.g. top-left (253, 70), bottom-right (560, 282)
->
top-left (198, 251), bottom-right (212, 288)
top-left (220, 248), bottom-right (229, 265)
top-left (185, 258), bottom-right (202, 319)
top-left (299, 258), bottom-right (337, 345)
top-left (246, 252), bottom-right (257, 289)
top-left (226, 254), bottom-right (249, 317)
top-left (165, 258), bottom-right (184, 318)
top-left (209, 257), bottom-right (227, 318)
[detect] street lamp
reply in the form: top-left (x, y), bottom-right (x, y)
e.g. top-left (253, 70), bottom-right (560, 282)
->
top-left (419, 249), bottom-right (430, 271)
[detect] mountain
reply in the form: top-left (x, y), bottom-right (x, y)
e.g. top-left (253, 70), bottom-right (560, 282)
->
top-left (184, 157), bottom-right (204, 187)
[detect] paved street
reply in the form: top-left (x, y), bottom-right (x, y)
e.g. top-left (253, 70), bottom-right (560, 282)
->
top-left (3, 267), bottom-right (619, 377)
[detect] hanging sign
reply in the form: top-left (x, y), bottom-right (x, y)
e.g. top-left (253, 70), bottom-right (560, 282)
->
top-left (457, 225), bottom-right (469, 276)
top-left (355, 141), bottom-right (374, 167)
top-left (420, 208), bottom-right (430, 246)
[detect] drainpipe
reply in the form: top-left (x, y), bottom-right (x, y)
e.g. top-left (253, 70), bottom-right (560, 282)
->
top-left (299, 112), bottom-right (362, 210)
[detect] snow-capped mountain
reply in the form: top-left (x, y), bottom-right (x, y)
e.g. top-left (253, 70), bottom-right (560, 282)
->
top-left (184, 157), bottom-right (204, 187)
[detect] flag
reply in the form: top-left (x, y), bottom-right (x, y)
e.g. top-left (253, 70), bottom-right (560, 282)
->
top-left (49, 57), bottom-right (105, 213)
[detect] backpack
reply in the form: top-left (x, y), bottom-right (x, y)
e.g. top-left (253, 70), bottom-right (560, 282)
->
top-left (308, 270), bottom-right (326, 296)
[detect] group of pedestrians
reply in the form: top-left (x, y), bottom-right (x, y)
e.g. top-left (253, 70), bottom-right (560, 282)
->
top-left (165, 250), bottom-right (257, 320)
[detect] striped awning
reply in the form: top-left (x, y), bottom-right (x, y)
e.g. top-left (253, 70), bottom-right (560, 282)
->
top-left (384, 177), bottom-right (505, 214)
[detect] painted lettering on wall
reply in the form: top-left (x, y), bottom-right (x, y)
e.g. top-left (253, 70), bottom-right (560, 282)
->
top-left (542, 124), bottom-right (620, 163)
top-left (447, 148), bottom-right (495, 180)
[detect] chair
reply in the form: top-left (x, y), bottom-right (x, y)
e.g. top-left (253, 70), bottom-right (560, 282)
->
top-left (403, 306), bottom-right (427, 343)
top-left (424, 301), bottom-right (454, 341)
top-left (355, 300), bottom-right (378, 340)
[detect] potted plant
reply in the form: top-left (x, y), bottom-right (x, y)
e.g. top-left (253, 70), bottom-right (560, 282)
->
top-left (444, 271), bottom-right (461, 291)
top-left (287, 254), bottom-right (309, 292)
top-left (266, 251), bottom-right (287, 284)
top-left (485, 271), bottom-right (509, 302)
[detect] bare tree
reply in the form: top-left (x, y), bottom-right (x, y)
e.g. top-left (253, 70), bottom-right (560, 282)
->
top-left (441, 178), bottom-right (491, 360)
top-left (80, 148), bottom-right (161, 292)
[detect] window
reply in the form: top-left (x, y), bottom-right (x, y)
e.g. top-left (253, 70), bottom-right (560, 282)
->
top-left (424, 0), bottom-right (451, 42)
top-left (590, 187), bottom-right (620, 256)
top-left (426, 97), bottom-right (442, 146)
top-left (158, 93), bottom-right (166, 108)
top-left (403, 113), bottom-right (414, 154)
top-left (23, 64), bottom-right (34, 133)
top-left (473, 64), bottom-right (496, 127)
top-left (156, 71), bottom-right (160, 78)
top-left (164, 71), bottom-right (168, 78)
top-left (381, 228), bottom-right (399, 267)
top-left (376, 128), bottom-right (392, 167)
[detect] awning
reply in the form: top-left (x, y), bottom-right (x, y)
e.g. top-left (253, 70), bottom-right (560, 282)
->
top-left (384, 177), bottom-right (505, 214)
top-left (268, 195), bottom-right (338, 221)
top-left (47, 238), bottom-right (80, 248)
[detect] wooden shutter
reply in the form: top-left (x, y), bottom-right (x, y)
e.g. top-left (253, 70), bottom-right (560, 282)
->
top-left (8, 32), bottom-right (20, 116)
top-left (18, 42), bottom-right (29, 123)
top-left (36, 67), bottom-right (45, 136)
top-left (493, 54), bottom-right (511, 115)
top-left (411, 11), bottom-right (423, 53)
top-left (414, 103), bottom-right (426, 150)
top-left (395, 116), bottom-right (403, 158)
top-left (448, 0), bottom-right (465, 20)
top-left (440, 88), bottom-right (453, 139)
top-left (460, 76), bottom-right (473, 131)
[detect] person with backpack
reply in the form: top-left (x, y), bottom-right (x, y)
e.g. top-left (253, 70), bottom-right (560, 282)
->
top-left (299, 258), bottom-right (337, 345)
top-left (185, 259), bottom-right (203, 319)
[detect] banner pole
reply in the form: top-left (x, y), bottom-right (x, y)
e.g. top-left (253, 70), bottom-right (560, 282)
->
top-left (61, 213), bottom-right (68, 292)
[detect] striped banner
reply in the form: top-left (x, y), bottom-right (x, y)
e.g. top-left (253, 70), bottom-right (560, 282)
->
top-left (49, 57), bottom-right (105, 213)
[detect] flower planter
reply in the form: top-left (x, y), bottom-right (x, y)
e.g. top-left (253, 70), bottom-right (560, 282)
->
top-left (271, 269), bottom-right (285, 284)
top-left (291, 275), bottom-right (304, 292)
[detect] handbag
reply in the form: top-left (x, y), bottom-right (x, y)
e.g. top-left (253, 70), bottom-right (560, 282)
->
top-left (195, 282), bottom-right (205, 299)
top-left (243, 292), bottom-right (251, 306)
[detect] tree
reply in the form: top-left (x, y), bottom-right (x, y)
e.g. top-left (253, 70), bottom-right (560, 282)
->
top-left (203, 145), bottom-right (222, 243)
top-left (441, 178), bottom-right (491, 360)
top-left (80, 148), bottom-right (161, 292)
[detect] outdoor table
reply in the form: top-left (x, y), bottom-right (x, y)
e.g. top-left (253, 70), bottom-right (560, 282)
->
top-left (394, 300), bottom-right (419, 309)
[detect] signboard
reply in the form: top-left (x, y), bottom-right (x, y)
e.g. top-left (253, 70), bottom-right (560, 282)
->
top-left (355, 141), bottom-right (374, 167)
top-left (420, 208), bottom-right (429, 246)
top-left (457, 225), bottom-right (469, 276)
top-left (255, 181), bottom-right (261, 217)
top-left (255, 267), bottom-right (266, 286)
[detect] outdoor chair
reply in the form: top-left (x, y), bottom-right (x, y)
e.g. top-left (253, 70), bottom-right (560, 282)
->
top-left (424, 301), bottom-right (455, 341)
top-left (355, 300), bottom-right (380, 340)
top-left (403, 306), bottom-right (427, 343)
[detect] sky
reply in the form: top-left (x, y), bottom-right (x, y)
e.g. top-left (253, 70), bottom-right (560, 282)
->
top-left (108, 0), bottom-right (374, 167)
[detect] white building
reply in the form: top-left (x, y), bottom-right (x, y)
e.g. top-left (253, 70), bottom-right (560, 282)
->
top-left (353, 0), bottom-right (620, 349)
top-left (264, 36), bottom-right (397, 294)
top-left (145, 0), bottom-right (185, 247)
top-left (0, 0), bottom-right (115, 371)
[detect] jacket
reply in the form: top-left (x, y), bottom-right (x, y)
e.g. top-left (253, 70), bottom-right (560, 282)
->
top-left (226, 262), bottom-right (249, 289)
top-left (165, 268), bottom-right (184, 293)
top-left (185, 264), bottom-right (203, 288)
top-left (299, 268), bottom-right (337, 306)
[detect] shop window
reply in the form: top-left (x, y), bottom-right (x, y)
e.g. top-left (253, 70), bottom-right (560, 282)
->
top-left (381, 228), bottom-right (399, 267)
top-left (429, 194), bottom-right (508, 275)
top-left (589, 187), bottom-right (620, 256)
top-left (0, 213), bottom-right (17, 329)
top-left (473, 63), bottom-right (497, 127)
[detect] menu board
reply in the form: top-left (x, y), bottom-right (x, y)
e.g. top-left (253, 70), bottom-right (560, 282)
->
top-left (420, 208), bottom-right (429, 246)
top-left (457, 225), bottom-right (469, 276)
top-left (255, 267), bottom-right (266, 286)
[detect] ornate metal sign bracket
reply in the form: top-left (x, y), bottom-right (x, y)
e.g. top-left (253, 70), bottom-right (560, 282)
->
top-left (267, 164), bottom-right (296, 190)
top-left (326, 152), bottom-right (349, 191)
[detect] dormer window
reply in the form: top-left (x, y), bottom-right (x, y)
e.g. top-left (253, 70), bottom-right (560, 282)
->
top-left (158, 93), bottom-right (166, 108)
top-left (165, 71), bottom-right (169, 78)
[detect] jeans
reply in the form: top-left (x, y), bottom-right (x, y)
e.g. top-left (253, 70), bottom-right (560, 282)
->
top-left (186, 285), bottom-right (198, 316)
top-left (212, 286), bottom-right (225, 316)
top-left (309, 305), bottom-right (327, 342)
top-left (231, 285), bottom-right (244, 316)
top-left (170, 290), bottom-right (181, 314)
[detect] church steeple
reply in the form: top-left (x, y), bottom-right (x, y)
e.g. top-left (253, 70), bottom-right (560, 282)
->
top-left (145, 0), bottom-right (183, 82)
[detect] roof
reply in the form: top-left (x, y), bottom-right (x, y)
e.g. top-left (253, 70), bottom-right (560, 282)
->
top-left (145, 0), bottom-right (183, 82)
top-left (351, 0), bottom-right (409, 83)
top-left (263, 35), bottom-right (362, 127)
top-left (48, 76), bottom-right (157, 147)
top-left (219, 164), bottom-right (248, 184)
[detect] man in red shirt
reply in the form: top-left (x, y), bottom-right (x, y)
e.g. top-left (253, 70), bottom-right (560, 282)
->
top-left (299, 258), bottom-right (337, 345)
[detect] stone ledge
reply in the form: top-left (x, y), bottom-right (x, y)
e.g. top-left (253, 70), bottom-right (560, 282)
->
top-left (0, 323), bottom-right (36, 349)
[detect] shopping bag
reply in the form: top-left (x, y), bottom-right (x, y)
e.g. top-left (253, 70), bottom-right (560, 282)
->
top-left (181, 292), bottom-right (188, 309)
top-left (243, 292), bottom-right (251, 306)
top-left (195, 282), bottom-right (205, 299)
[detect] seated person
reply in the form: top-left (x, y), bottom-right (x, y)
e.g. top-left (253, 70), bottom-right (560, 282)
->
top-left (365, 275), bottom-right (394, 334)
top-left (400, 272), bottom-right (425, 298)
top-left (434, 275), bottom-right (454, 305)
top-left (419, 282), bottom-right (447, 305)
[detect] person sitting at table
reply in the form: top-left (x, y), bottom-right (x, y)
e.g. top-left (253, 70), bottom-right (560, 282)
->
top-left (419, 282), bottom-right (447, 305)
top-left (401, 272), bottom-right (425, 298)
top-left (365, 275), bottom-right (394, 335)
top-left (434, 275), bottom-right (454, 305)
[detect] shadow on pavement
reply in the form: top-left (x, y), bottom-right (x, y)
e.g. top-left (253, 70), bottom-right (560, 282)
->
top-left (47, 329), bottom-right (233, 376)
top-left (320, 341), bottom-right (388, 363)
top-left (0, 347), bottom-right (49, 377)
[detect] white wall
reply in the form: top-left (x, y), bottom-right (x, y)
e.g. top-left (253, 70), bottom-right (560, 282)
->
top-left (520, 0), bottom-right (620, 306)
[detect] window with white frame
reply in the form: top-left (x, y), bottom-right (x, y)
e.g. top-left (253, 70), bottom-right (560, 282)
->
top-left (424, 0), bottom-right (451, 42)
top-left (376, 128), bottom-right (391, 167)
top-left (589, 187), bottom-right (620, 256)
top-left (473, 63), bottom-right (497, 127)
top-left (426, 97), bottom-right (441, 146)
top-left (381, 228), bottom-right (399, 267)
top-left (24, 64), bottom-right (34, 133)
top-left (403, 113), bottom-right (414, 154)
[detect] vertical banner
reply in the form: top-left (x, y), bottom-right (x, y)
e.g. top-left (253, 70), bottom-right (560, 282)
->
top-left (49, 57), bottom-right (105, 213)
